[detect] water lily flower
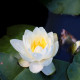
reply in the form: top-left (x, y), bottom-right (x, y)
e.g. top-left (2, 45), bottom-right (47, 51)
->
top-left (10, 27), bottom-right (59, 75)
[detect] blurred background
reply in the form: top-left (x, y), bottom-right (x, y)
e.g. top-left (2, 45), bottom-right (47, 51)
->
top-left (0, 0), bottom-right (48, 38)
top-left (1, 0), bottom-right (80, 62)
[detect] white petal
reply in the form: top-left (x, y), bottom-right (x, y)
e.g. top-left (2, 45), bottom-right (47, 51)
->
top-left (23, 30), bottom-right (34, 50)
top-left (10, 39), bottom-right (34, 62)
top-left (33, 27), bottom-right (48, 42)
top-left (48, 32), bottom-right (54, 47)
top-left (32, 53), bottom-right (42, 61)
top-left (29, 62), bottom-right (43, 73)
top-left (19, 53), bottom-right (35, 62)
top-left (42, 62), bottom-right (56, 75)
top-left (39, 27), bottom-right (48, 37)
top-left (19, 59), bottom-right (30, 67)
top-left (43, 41), bottom-right (59, 59)
top-left (23, 30), bottom-right (36, 59)
top-left (33, 27), bottom-right (42, 37)
top-left (10, 39), bottom-right (26, 54)
top-left (23, 35), bottom-right (34, 58)
top-left (23, 29), bottom-right (35, 51)
top-left (40, 44), bottom-right (49, 58)
top-left (24, 30), bottom-right (32, 35)
top-left (23, 30), bottom-right (33, 46)
top-left (41, 58), bottom-right (53, 66)
top-left (52, 41), bottom-right (59, 57)
top-left (43, 45), bottom-right (54, 59)
top-left (53, 33), bottom-right (58, 42)
top-left (23, 35), bottom-right (31, 49)
top-left (48, 32), bottom-right (54, 40)
top-left (34, 46), bottom-right (43, 53)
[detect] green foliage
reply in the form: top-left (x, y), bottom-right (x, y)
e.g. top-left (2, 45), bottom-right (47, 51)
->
top-left (40, 0), bottom-right (80, 15)
top-left (67, 52), bottom-right (80, 80)
top-left (14, 59), bottom-right (70, 80)
top-left (7, 24), bottom-right (34, 39)
top-left (0, 53), bottom-right (23, 80)
top-left (67, 62), bottom-right (80, 80)
top-left (0, 53), bottom-right (69, 80)
top-left (0, 24), bottom-right (35, 58)
top-left (13, 69), bottom-right (44, 80)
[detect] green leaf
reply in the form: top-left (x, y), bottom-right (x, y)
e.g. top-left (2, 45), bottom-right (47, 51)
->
top-left (0, 24), bottom-right (35, 58)
top-left (0, 53), bottom-right (23, 80)
top-left (13, 69), bottom-right (44, 80)
top-left (0, 53), bottom-right (69, 80)
top-left (40, 0), bottom-right (80, 15)
top-left (13, 59), bottom-right (69, 80)
top-left (67, 62), bottom-right (80, 80)
top-left (50, 59), bottom-right (69, 80)
top-left (0, 36), bottom-right (18, 57)
top-left (67, 52), bottom-right (80, 80)
top-left (73, 52), bottom-right (80, 64)
top-left (7, 24), bottom-right (35, 39)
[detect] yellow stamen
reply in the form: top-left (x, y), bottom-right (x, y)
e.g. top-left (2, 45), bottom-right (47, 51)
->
top-left (31, 38), bottom-right (47, 52)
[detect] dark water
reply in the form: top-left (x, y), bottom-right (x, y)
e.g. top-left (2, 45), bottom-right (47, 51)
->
top-left (45, 12), bottom-right (80, 62)
top-left (0, 0), bottom-right (48, 38)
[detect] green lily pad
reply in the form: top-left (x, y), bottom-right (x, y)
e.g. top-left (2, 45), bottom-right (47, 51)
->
top-left (7, 24), bottom-right (35, 39)
top-left (0, 25), bottom-right (35, 58)
top-left (40, 0), bottom-right (80, 15)
top-left (43, 59), bottom-right (69, 80)
top-left (0, 53), bottom-right (70, 80)
top-left (67, 52), bottom-right (80, 80)
top-left (67, 62), bottom-right (80, 80)
top-left (0, 53), bottom-right (23, 80)
top-left (0, 36), bottom-right (18, 57)
top-left (73, 52), bottom-right (80, 64)
top-left (13, 59), bottom-right (69, 80)
top-left (13, 69), bottom-right (44, 80)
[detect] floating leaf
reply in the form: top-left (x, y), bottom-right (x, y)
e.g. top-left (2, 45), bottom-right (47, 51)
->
top-left (0, 53), bottom-right (69, 80)
top-left (0, 53), bottom-right (23, 80)
top-left (0, 36), bottom-right (18, 57)
top-left (40, 0), bottom-right (80, 15)
top-left (67, 52), bottom-right (80, 80)
top-left (13, 69), bottom-right (44, 80)
top-left (50, 59), bottom-right (69, 80)
top-left (7, 24), bottom-right (34, 39)
top-left (67, 62), bottom-right (80, 80)
top-left (73, 52), bottom-right (80, 63)
top-left (0, 25), bottom-right (35, 58)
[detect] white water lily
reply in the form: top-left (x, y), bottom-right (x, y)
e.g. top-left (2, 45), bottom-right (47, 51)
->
top-left (10, 27), bottom-right (59, 75)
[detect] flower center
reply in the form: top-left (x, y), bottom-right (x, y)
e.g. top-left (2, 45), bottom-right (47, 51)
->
top-left (31, 38), bottom-right (47, 52)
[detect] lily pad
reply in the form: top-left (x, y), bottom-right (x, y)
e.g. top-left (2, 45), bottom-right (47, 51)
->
top-left (49, 59), bottom-right (69, 80)
top-left (13, 59), bottom-right (69, 80)
top-left (0, 53), bottom-right (23, 80)
top-left (0, 36), bottom-right (18, 57)
top-left (67, 62), bottom-right (80, 80)
top-left (7, 24), bottom-right (35, 39)
top-left (13, 69), bottom-right (44, 80)
top-left (67, 52), bottom-right (80, 80)
top-left (0, 25), bottom-right (35, 58)
top-left (40, 0), bottom-right (80, 15)
top-left (0, 53), bottom-right (69, 80)
top-left (73, 52), bottom-right (80, 64)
